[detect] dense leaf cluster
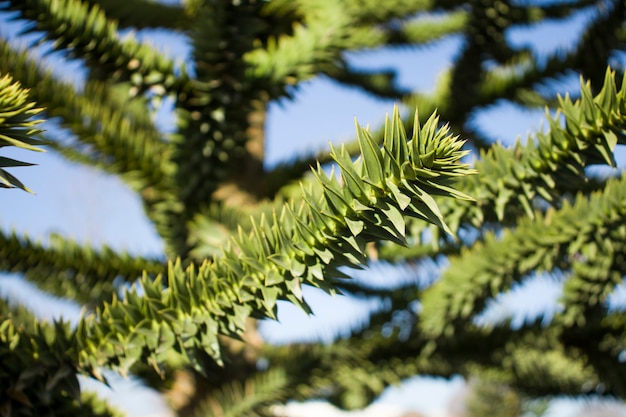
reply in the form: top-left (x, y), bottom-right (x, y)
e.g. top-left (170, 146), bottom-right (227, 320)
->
top-left (77, 106), bottom-right (473, 378)
top-left (0, 73), bottom-right (45, 191)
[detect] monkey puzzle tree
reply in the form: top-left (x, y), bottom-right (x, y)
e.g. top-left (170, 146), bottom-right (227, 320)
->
top-left (0, 0), bottom-right (625, 416)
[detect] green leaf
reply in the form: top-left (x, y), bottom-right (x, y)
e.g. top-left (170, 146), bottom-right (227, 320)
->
top-left (0, 156), bottom-right (35, 167)
top-left (385, 178), bottom-right (411, 210)
top-left (331, 143), bottom-right (367, 199)
top-left (346, 217), bottom-right (365, 236)
top-left (356, 121), bottom-right (384, 185)
top-left (320, 171), bottom-right (352, 216)
top-left (0, 168), bottom-right (31, 192)
top-left (596, 68), bottom-right (617, 115)
top-left (378, 200), bottom-right (405, 238)
top-left (597, 130), bottom-right (618, 167)
top-left (261, 286), bottom-right (280, 318)
top-left (313, 246), bottom-right (334, 264)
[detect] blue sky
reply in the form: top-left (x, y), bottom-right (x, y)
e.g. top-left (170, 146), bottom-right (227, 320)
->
top-left (0, 2), bottom-right (623, 416)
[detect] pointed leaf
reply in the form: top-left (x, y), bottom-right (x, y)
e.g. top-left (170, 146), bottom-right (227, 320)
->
top-left (356, 121), bottom-right (384, 185)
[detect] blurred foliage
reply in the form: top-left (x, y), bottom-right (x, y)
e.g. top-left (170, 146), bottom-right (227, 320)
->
top-left (465, 379), bottom-right (521, 417)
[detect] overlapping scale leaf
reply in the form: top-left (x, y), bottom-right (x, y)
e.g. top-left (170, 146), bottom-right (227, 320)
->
top-left (0, 73), bottom-right (45, 192)
top-left (484, 68), bottom-right (626, 215)
top-left (0, 302), bottom-right (82, 417)
top-left (78, 105), bottom-right (474, 375)
top-left (246, 1), bottom-right (377, 87)
top-left (390, 69), bottom-right (626, 265)
top-left (421, 174), bottom-right (626, 339)
top-left (0, 39), bottom-right (170, 194)
top-left (1, 0), bottom-right (186, 97)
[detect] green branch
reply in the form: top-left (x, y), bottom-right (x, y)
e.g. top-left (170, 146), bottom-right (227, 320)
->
top-left (75, 105), bottom-right (474, 378)
top-left (385, 10), bottom-right (468, 46)
top-left (84, 0), bottom-right (191, 30)
top-left (323, 63), bottom-right (410, 100)
top-left (245, 1), bottom-right (384, 87)
top-left (0, 73), bottom-right (45, 192)
top-left (260, 320), bottom-right (599, 409)
top-left (342, 0), bottom-right (433, 24)
top-left (420, 173), bottom-right (626, 338)
top-left (0, 313), bottom-right (80, 416)
top-left (400, 69), bottom-right (626, 252)
top-left (0, 40), bottom-right (171, 193)
top-left (193, 368), bottom-right (289, 417)
top-left (0, 230), bottom-right (164, 305)
top-left (1, 0), bottom-right (188, 96)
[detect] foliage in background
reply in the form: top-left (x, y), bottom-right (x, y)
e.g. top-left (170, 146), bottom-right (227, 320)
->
top-left (464, 380), bottom-right (521, 417)
top-left (1, 0), bottom-right (626, 416)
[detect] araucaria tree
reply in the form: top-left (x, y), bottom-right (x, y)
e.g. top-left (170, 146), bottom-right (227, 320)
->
top-left (1, 0), bottom-right (626, 416)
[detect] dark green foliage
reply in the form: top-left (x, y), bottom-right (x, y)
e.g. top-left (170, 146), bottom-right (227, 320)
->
top-left (0, 301), bottom-right (80, 417)
top-left (194, 368), bottom-right (288, 417)
top-left (0, 301), bottom-right (123, 417)
top-left (465, 379), bottom-right (521, 417)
